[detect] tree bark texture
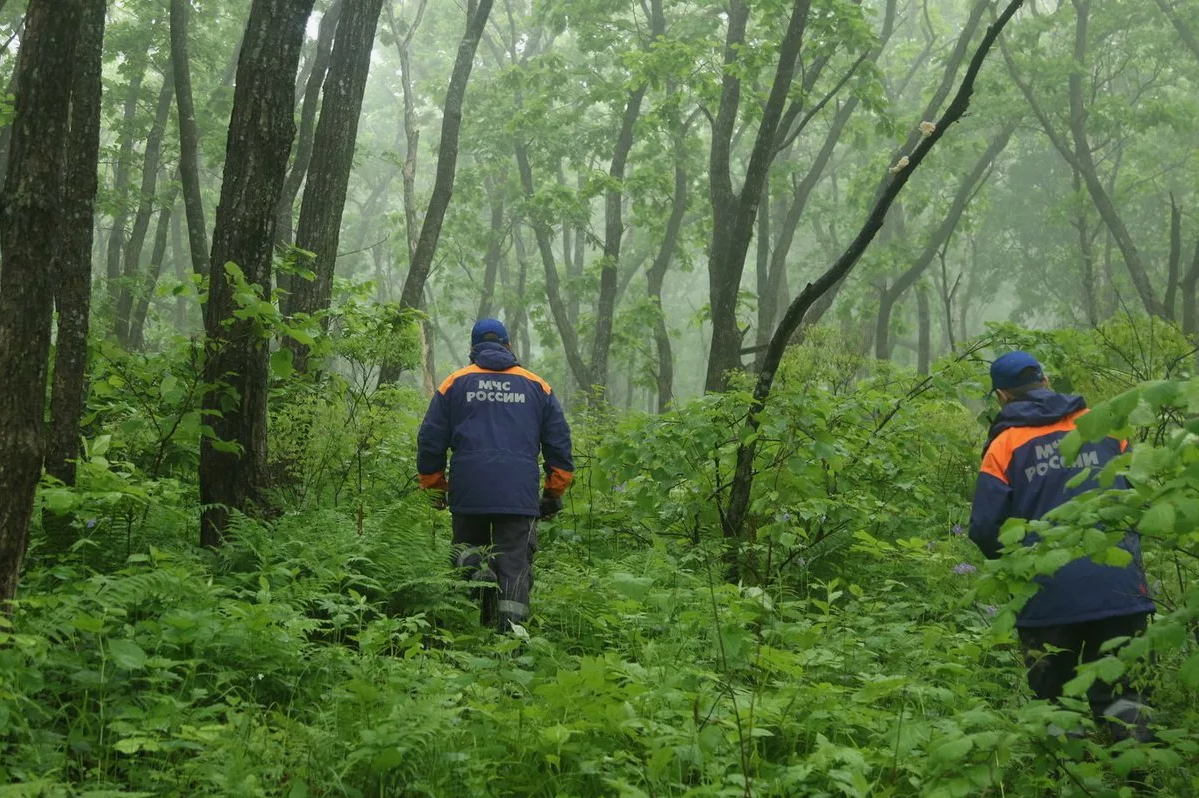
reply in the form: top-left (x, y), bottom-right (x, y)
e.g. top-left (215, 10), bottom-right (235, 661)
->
top-left (916, 284), bottom-right (931, 375)
top-left (477, 170), bottom-right (506, 319)
top-left (105, 61), bottom-right (147, 307)
top-left (287, 0), bottom-right (384, 372)
top-left (200, 0), bottom-right (315, 548)
top-left (45, 0), bottom-right (106, 556)
top-left (129, 188), bottom-right (181, 350)
top-left (590, 85), bottom-right (647, 399)
top-left (720, 0), bottom-right (1025, 545)
top-left (172, 0), bottom-right (212, 278)
top-left (0, 0), bottom-right (83, 606)
top-left (276, 0), bottom-right (343, 249)
top-left (398, 0), bottom-right (495, 311)
top-left (647, 158), bottom-right (687, 412)
top-left (1182, 237), bottom-right (1199, 338)
top-left (1165, 195), bottom-right (1181, 322)
top-left (116, 73), bottom-right (175, 345)
top-left (705, 0), bottom-right (812, 393)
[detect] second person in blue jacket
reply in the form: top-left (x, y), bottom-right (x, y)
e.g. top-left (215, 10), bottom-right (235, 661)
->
top-left (969, 351), bottom-right (1154, 744)
top-left (417, 319), bottom-right (574, 631)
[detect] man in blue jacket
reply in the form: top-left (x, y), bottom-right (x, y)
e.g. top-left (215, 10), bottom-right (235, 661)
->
top-left (969, 351), bottom-right (1154, 742)
top-left (417, 319), bottom-right (574, 631)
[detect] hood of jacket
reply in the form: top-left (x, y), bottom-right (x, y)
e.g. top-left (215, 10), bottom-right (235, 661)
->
top-left (470, 341), bottom-right (520, 371)
top-left (985, 388), bottom-right (1087, 452)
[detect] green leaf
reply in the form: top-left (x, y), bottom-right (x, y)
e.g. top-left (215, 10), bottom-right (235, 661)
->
top-left (42, 488), bottom-right (78, 514)
top-left (106, 638), bottom-right (147, 671)
top-left (1179, 651), bottom-right (1199, 689)
top-left (271, 348), bottom-right (295, 379)
top-left (1139, 502), bottom-right (1175, 537)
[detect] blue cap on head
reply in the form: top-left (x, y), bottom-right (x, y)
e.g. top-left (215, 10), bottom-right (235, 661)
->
top-left (471, 318), bottom-right (509, 347)
top-left (990, 351), bottom-right (1045, 391)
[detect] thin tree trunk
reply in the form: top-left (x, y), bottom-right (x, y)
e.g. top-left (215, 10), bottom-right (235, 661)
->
top-left (1067, 0), bottom-right (1164, 318)
top-left (647, 158), bottom-right (686, 412)
top-left (0, 0), bottom-right (83, 606)
top-left (200, 0), bottom-right (316, 548)
top-left (398, 0), bottom-right (495, 312)
top-left (171, 206), bottom-right (188, 331)
top-left (477, 170), bottom-right (506, 319)
top-left (287, 0), bottom-right (384, 371)
top-left (721, 0), bottom-right (1024, 545)
top-left (874, 127), bottom-right (1011, 359)
top-left (1182, 237), bottom-right (1199, 338)
top-left (43, 0), bottom-right (105, 553)
top-left (130, 190), bottom-right (181, 350)
top-left (1165, 195), bottom-right (1181, 322)
top-left (1074, 166), bottom-right (1098, 326)
top-left (172, 0), bottom-right (211, 278)
top-left (276, 0), bottom-right (343, 250)
top-left (105, 61), bottom-right (147, 306)
top-left (916, 284), bottom-right (931, 374)
top-left (705, 0), bottom-right (813, 392)
top-left (591, 85), bottom-right (648, 398)
top-left (116, 73), bottom-right (175, 345)
top-left (515, 140), bottom-right (591, 389)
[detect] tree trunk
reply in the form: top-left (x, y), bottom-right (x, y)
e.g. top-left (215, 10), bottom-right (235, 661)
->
top-left (1182, 237), bottom-right (1199, 338)
top-left (477, 170), bottom-right (506, 319)
top-left (105, 61), bottom-right (147, 307)
top-left (398, 0), bottom-right (494, 314)
top-left (1073, 166), bottom-right (1099, 326)
top-left (116, 73), bottom-right (175, 346)
top-left (200, 0), bottom-right (315, 548)
top-left (647, 159), bottom-right (687, 412)
top-left (129, 189), bottom-right (181, 350)
top-left (276, 0), bottom-right (343, 251)
top-left (591, 85), bottom-right (647, 399)
top-left (705, 0), bottom-right (813, 392)
top-left (916, 284), bottom-right (931, 375)
top-left (44, 0), bottom-right (105, 553)
top-left (1165, 195), bottom-right (1181, 322)
top-left (172, 0), bottom-right (211, 278)
top-left (171, 207), bottom-right (189, 331)
top-left (514, 140), bottom-right (591, 389)
top-left (287, 0), bottom-right (384, 372)
top-left (874, 126), bottom-right (1011, 359)
top-left (721, 0), bottom-right (1025, 545)
top-left (0, 0), bottom-right (83, 607)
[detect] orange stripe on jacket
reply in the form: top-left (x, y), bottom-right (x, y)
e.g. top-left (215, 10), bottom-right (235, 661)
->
top-left (981, 409), bottom-right (1087, 484)
top-left (436, 364), bottom-right (553, 395)
top-left (544, 467), bottom-right (573, 497)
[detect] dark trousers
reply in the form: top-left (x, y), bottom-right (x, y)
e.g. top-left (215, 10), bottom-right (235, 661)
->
top-left (1018, 612), bottom-right (1153, 742)
top-left (451, 514), bottom-right (538, 630)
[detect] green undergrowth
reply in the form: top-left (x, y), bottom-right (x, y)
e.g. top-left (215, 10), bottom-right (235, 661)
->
top-left (4, 322), bottom-right (1197, 797)
top-left (3, 504), bottom-right (1190, 797)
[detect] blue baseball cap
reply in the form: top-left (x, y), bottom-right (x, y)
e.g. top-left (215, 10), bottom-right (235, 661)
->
top-left (990, 351), bottom-right (1045, 391)
top-left (471, 318), bottom-right (509, 346)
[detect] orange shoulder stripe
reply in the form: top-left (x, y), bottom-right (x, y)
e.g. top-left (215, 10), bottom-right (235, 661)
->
top-left (981, 409), bottom-right (1087, 484)
top-left (507, 366), bottom-right (552, 394)
top-left (438, 364), bottom-right (486, 395)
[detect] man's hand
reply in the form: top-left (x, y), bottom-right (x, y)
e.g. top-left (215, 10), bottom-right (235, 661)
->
top-left (539, 492), bottom-right (563, 520)
top-left (428, 489), bottom-right (448, 511)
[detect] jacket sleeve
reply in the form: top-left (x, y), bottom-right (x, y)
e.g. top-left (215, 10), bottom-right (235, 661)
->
top-left (540, 391), bottom-right (574, 497)
top-left (416, 391), bottom-right (451, 490)
top-left (969, 472), bottom-right (1012, 560)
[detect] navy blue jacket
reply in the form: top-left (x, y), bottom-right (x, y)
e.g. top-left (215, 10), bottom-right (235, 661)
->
top-left (417, 343), bottom-right (574, 516)
top-left (968, 389), bottom-right (1154, 627)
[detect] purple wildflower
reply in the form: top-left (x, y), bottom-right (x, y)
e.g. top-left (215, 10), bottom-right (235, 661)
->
top-left (782, 512), bottom-right (792, 523)
top-left (952, 562), bottom-right (978, 576)
top-left (85, 518), bottom-right (97, 529)
top-left (951, 524), bottom-right (965, 536)
top-left (925, 540), bottom-right (936, 552)
top-left (980, 604), bottom-right (999, 617)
